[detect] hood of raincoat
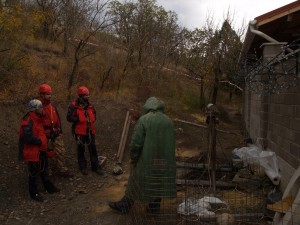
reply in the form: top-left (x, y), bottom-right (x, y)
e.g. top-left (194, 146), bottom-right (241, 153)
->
top-left (142, 97), bottom-right (164, 115)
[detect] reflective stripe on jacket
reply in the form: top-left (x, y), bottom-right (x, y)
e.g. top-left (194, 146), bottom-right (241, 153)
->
top-left (19, 112), bottom-right (48, 162)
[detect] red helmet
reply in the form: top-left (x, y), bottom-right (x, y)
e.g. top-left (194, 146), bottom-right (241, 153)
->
top-left (78, 86), bottom-right (89, 95)
top-left (39, 84), bottom-right (52, 94)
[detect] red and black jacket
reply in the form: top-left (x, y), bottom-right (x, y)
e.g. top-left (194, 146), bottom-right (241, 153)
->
top-left (66, 99), bottom-right (96, 135)
top-left (19, 112), bottom-right (48, 162)
top-left (39, 98), bottom-right (62, 138)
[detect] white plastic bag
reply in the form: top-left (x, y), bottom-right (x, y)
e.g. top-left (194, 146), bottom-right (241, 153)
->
top-left (177, 196), bottom-right (225, 217)
top-left (233, 145), bottom-right (281, 185)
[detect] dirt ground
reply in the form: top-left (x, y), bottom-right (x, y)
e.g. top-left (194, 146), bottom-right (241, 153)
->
top-left (0, 95), bottom-right (245, 225)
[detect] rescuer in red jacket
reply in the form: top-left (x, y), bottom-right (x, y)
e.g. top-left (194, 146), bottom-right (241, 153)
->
top-left (39, 84), bottom-right (73, 178)
top-left (19, 99), bottom-right (60, 202)
top-left (67, 86), bottom-right (104, 176)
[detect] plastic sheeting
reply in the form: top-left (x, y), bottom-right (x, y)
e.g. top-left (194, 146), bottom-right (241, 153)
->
top-left (233, 145), bottom-right (281, 185)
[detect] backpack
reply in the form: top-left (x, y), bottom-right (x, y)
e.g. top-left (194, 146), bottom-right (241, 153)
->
top-left (18, 113), bottom-right (30, 161)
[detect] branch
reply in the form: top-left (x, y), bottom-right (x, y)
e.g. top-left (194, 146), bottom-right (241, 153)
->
top-left (174, 118), bottom-right (243, 136)
top-left (219, 80), bottom-right (243, 91)
top-left (0, 48), bottom-right (10, 53)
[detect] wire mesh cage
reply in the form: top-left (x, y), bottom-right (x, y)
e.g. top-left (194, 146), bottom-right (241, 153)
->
top-left (115, 156), bottom-right (279, 225)
top-left (115, 115), bottom-right (300, 225)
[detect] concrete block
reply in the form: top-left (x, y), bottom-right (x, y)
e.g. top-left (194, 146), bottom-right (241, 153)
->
top-left (295, 132), bottom-right (300, 146)
top-left (280, 105), bottom-right (294, 117)
top-left (290, 143), bottom-right (300, 159)
top-left (290, 119), bottom-right (300, 132)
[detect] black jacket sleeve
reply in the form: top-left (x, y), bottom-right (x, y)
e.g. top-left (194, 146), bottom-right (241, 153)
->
top-left (92, 105), bottom-right (96, 120)
top-left (21, 120), bottom-right (42, 145)
top-left (67, 104), bottom-right (79, 123)
top-left (53, 105), bottom-right (62, 132)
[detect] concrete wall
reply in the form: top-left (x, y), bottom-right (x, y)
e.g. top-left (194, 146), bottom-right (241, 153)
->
top-left (244, 44), bottom-right (300, 189)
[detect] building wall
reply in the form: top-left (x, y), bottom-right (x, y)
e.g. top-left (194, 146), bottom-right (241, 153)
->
top-left (243, 45), bottom-right (300, 189)
top-left (267, 81), bottom-right (300, 188)
top-left (244, 81), bottom-right (300, 188)
top-left (244, 91), bottom-right (264, 146)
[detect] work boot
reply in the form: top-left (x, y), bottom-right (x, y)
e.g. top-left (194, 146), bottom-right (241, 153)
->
top-left (31, 193), bottom-right (44, 202)
top-left (93, 168), bottom-right (104, 176)
top-left (108, 196), bottom-right (133, 213)
top-left (148, 198), bottom-right (161, 215)
top-left (81, 168), bottom-right (88, 175)
top-left (45, 183), bottom-right (60, 194)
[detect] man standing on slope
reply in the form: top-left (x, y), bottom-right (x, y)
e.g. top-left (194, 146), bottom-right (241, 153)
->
top-left (39, 84), bottom-right (73, 178)
top-left (67, 86), bottom-right (104, 176)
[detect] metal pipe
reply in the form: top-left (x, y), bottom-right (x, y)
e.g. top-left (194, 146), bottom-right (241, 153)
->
top-left (249, 20), bottom-right (279, 43)
top-left (249, 20), bottom-right (293, 53)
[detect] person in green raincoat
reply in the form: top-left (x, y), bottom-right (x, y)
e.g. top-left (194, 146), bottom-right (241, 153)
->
top-left (108, 97), bottom-right (176, 214)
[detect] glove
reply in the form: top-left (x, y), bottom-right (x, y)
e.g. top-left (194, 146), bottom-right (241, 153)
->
top-left (49, 129), bottom-right (60, 141)
top-left (46, 139), bottom-right (56, 158)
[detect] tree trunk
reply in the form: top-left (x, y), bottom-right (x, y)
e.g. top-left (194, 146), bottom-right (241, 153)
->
top-left (199, 77), bottom-right (204, 107)
top-left (116, 51), bottom-right (133, 95)
top-left (211, 65), bottom-right (220, 104)
top-left (63, 32), bottom-right (69, 55)
top-left (43, 21), bottom-right (49, 39)
top-left (229, 90), bottom-right (233, 102)
top-left (67, 41), bottom-right (83, 100)
top-left (100, 66), bottom-right (113, 90)
top-left (67, 58), bottom-right (79, 101)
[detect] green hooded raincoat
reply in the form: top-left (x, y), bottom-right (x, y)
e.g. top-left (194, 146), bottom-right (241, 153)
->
top-left (125, 97), bottom-right (176, 202)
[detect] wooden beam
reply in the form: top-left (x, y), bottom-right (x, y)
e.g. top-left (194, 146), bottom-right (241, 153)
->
top-left (117, 111), bottom-right (130, 159)
top-left (176, 179), bottom-right (237, 188)
top-left (174, 119), bottom-right (243, 136)
top-left (118, 112), bottom-right (131, 164)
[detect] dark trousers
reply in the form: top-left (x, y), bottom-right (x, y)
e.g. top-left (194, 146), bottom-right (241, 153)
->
top-left (28, 152), bottom-right (55, 197)
top-left (76, 134), bottom-right (99, 171)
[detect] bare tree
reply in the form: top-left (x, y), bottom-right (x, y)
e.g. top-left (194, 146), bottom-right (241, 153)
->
top-left (34, 0), bottom-right (62, 40)
top-left (210, 19), bottom-right (243, 104)
top-left (109, 0), bottom-right (185, 92)
top-left (64, 0), bottom-right (113, 100)
top-left (180, 12), bottom-right (243, 107)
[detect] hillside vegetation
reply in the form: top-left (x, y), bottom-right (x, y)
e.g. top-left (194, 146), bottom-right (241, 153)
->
top-left (0, 0), bottom-right (243, 110)
top-left (0, 2), bottom-right (248, 224)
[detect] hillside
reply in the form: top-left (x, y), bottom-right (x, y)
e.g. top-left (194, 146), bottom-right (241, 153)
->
top-left (0, 3), bottom-right (245, 223)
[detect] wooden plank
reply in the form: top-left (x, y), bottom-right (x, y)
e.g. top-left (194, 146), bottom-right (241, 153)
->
top-left (176, 162), bottom-right (233, 172)
top-left (117, 111), bottom-right (130, 158)
top-left (174, 118), bottom-right (243, 136)
top-left (197, 213), bottom-right (264, 222)
top-left (176, 179), bottom-right (237, 188)
top-left (267, 196), bottom-right (294, 213)
top-left (118, 114), bottom-right (131, 164)
top-left (176, 162), bottom-right (206, 169)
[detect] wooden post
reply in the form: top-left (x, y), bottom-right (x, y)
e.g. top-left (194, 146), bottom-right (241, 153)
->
top-left (117, 111), bottom-right (131, 163)
top-left (117, 111), bottom-right (130, 159)
top-left (207, 104), bottom-right (217, 192)
top-left (118, 114), bottom-right (131, 164)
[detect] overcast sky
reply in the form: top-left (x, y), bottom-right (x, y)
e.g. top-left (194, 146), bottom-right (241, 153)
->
top-left (155, 0), bottom-right (297, 30)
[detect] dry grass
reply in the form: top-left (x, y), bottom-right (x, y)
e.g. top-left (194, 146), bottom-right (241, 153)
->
top-left (222, 190), bottom-right (263, 209)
